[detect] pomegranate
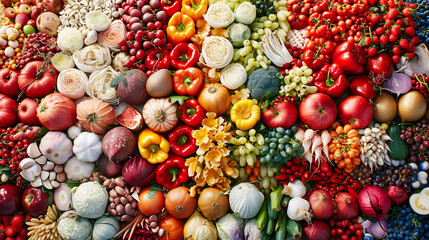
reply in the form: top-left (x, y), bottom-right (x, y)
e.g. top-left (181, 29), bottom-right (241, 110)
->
top-left (334, 192), bottom-right (359, 220)
top-left (117, 106), bottom-right (144, 131)
top-left (308, 190), bottom-right (335, 219)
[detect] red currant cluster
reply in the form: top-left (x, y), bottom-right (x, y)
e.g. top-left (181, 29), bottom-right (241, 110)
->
top-left (0, 124), bottom-right (40, 187)
top-left (328, 218), bottom-right (364, 240)
top-left (411, 74), bottom-right (429, 98)
top-left (117, 0), bottom-right (170, 70)
top-left (16, 32), bottom-right (60, 70)
top-left (272, 95), bottom-right (299, 105)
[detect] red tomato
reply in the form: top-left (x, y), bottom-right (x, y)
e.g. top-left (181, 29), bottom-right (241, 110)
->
top-left (0, 94), bottom-right (18, 128)
top-left (138, 187), bottom-right (165, 216)
top-left (158, 216), bottom-right (184, 240)
top-left (18, 61), bottom-right (56, 99)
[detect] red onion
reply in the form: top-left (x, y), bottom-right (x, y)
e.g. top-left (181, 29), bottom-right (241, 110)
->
top-left (387, 185), bottom-right (408, 205)
top-left (302, 220), bottom-right (330, 240)
top-left (334, 192), bottom-right (359, 220)
top-left (308, 190), bottom-right (335, 219)
top-left (366, 219), bottom-right (388, 239)
top-left (358, 186), bottom-right (391, 219)
top-left (122, 155), bottom-right (156, 187)
top-left (383, 72), bottom-right (412, 95)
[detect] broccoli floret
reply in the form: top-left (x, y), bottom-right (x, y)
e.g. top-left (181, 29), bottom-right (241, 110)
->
top-left (246, 66), bottom-right (280, 99)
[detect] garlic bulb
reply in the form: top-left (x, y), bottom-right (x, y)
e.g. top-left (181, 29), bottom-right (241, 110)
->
top-left (112, 52), bottom-right (131, 73)
top-left (73, 132), bottom-right (102, 162)
top-left (201, 36), bottom-right (234, 69)
top-left (57, 68), bottom-right (88, 99)
top-left (98, 20), bottom-right (126, 52)
top-left (234, 2), bottom-right (256, 25)
top-left (86, 11), bottom-right (111, 32)
top-left (39, 131), bottom-right (73, 165)
top-left (220, 63), bottom-right (247, 90)
top-left (204, 2), bottom-right (235, 28)
top-left (73, 44), bottom-right (111, 73)
top-left (51, 52), bottom-right (75, 72)
top-left (57, 28), bottom-right (84, 53)
top-left (84, 30), bottom-right (98, 45)
top-left (87, 66), bottom-right (120, 105)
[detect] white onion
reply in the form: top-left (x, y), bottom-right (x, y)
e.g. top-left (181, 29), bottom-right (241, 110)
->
top-left (73, 44), bottom-right (111, 73)
top-left (229, 182), bottom-right (264, 219)
top-left (287, 197), bottom-right (313, 222)
top-left (281, 180), bottom-right (307, 198)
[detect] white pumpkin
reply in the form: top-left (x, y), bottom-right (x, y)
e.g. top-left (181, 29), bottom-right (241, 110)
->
top-left (229, 182), bottom-right (264, 219)
top-left (73, 132), bottom-right (102, 162)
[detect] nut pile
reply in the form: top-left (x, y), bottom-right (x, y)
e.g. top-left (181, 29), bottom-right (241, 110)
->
top-left (359, 123), bottom-right (392, 170)
top-left (102, 176), bottom-right (140, 222)
top-left (26, 205), bottom-right (61, 240)
top-left (20, 142), bottom-right (67, 189)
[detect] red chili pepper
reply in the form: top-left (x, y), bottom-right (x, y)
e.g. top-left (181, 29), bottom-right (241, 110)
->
top-left (170, 42), bottom-right (199, 69)
top-left (155, 154), bottom-right (190, 189)
top-left (314, 63), bottom-right (349, 98)
top-left (145, 47), bottom-right (171, 71)
top-left (331, 40), bottom-right (366, 75)
top-left (289, 175), bottom-right (295, 183)
top-left (168, 125), bottom-right (197, 158)
top-left (160, 0), bottom-right (182, 17)
top-left (275, 173), bottom-right (289, 181)
top-left (178, 99), bottom-right (205, 128)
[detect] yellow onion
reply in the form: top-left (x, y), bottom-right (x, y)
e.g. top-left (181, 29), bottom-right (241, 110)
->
top-left (184, 211), bottom-right (217, 240)
top-left (57, 68), bottom-right (88, 99)
top-left (98, 20), bottom-right (126, 52)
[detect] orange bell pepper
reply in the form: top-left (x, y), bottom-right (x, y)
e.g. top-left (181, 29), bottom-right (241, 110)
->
top-left (167, 12), bottom-right (196, 45)
top-left (181, 0), bottom-right (208, 21)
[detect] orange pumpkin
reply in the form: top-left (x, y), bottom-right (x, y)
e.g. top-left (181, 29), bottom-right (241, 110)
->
top-left (142, 98), bottom-right (178, 132)
top-left (138, 186), bottom-right (165, 216)
top-left (76, 98), bottom-right (116, 134)
top-left (197, 83), bottom-right (231, 116)
top-left (158, 216), bottom-right (184, 240)
top-left (197, 187), bottom-right (229, 220)
top-left (165, 187), bottom-right (196, 219)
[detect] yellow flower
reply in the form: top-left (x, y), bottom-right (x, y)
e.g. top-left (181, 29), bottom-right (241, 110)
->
top-left (204, 167), bottom-right (222, 186)
top-left (215, 177), bottom-right (232, 190)
top-left (197, 142), bottom-right (213, 155)
top-left (194, 173), bottom-right (207, 187)
top-left (202, 112), bottom-right (218, 129)
top-left (214, 131), bottom-right (228, 145)
top-left (185, 157), bottom-right (198, 177)
top-left (205, 148), bottom-right (222, 165)
top-left (231, 88), bottom-right (250, 104)
top-left (219, 157), bottom-right (239, 178)
top-left (193, 127), bottom-right (210, 145)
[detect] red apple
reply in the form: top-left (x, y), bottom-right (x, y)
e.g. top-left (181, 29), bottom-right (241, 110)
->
top-left (15, 13), bottom-right (29, 27)
top-left (42, 0), bottom-right (63, 14)
top-left (22, 186), bottom-right (52, 217)
top-left (20, 0), bottom-right (31, 4)
top-left (30, 7), bottom-right (41, 20)
top-left (299, 93), bottom-right (337, 130)
top-left (0, 68), bottom-right (20, 99)
top-left (262, 101), bottom-right (297, 129)
top-left (365, 53), bottom-right (393, 82)
top-left (338, 95), bottom-right (373, 129)
top-left (4, 7), bottom-right (17, 19)
top-left (0, 184), bottom-right (21, 216)
top-left (18, 3), bottom-right (32, 14)
top-left (1, 0), bottom-right (12, 7)
top-left (349, 75), bottom-right (377, 100)
top-left (18, 98), bottom-right (40, 126)
top-left (26, 19), bottom-right (37, 29)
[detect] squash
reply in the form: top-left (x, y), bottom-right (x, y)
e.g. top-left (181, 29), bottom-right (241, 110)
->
top-left (76, 98), bottom-right (116, 134)
top-left (73, 132), bottom-right (103, 162)
top-left (387, 125), bottom-right (409, 160)
top-left (197, 187), bottom-right (229, 220)
top-left (165, 187), bottom-right (196, 219)
top-left (197, 83), bottom-right (231, 116)
top-left (142, 98), bottom-right (178, 133)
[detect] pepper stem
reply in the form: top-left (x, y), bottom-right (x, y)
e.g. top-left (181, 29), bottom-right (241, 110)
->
top-left (325, 67), bottom-right (335, 87)
top-left (150, 145), bottom-right (159, 153)
top-left (169, 167), bottom-right (179, 182)
top-left (183, 77), bottom-right (192, 87)
top-left (179, 53), bottom-right (189, 62)
top-left (191, 0), bottom-right (199, 10)
top-left (177, 23), bottom-right (186, 32)
top-left (177, 135), bottom-right (188, 145)
top-left (187, 107), bottom-right (196, 116)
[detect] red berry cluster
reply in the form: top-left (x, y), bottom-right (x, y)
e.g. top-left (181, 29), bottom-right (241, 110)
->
top-left (275, 157), bottom-right (312, 184)
top-left (16, 32), bottom-right (60, 70)
top-left (0, 124), bottom-right (40, 187)
top-left (411, 74), bottom-right (429, 98)
top-left (329, 218), bottom-right (364, 240)
top-left (313, 167), bottom-right (362, 197)
top-left (0, 213), bottom-right (29, 240)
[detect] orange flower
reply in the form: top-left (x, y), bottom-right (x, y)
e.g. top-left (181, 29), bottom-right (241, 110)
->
top-left (205, 148), bottom-right (222, 166)
top-left (211, 28), bottom-right (228, 38)
top-left (215, 176), bottom-right (232, 190)
top-left (193, 127), bottom-right (210, 145)
top-left (204, 167), bottom-right (222, 186)
top-left (185, 157), bottom-right (198, 176)
top-left (202, 112), bottom-right (218, 130)
top-left (231, 89), bottom-right (251, 104)
top-left (197, 141), bottom-right (213, 155)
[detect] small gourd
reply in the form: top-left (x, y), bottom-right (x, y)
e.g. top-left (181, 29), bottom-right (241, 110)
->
top-left (73, 132), bottom-right (102, 162)
top-left (76, 98), bottom-right (116, 134)
top-left (387, 125), bottom-right (409, 160)
top-left (142, 98), bottom-right (178, 133)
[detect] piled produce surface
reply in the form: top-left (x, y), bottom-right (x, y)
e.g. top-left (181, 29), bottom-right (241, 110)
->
top-left (1, 0), bottom-right (429, 239)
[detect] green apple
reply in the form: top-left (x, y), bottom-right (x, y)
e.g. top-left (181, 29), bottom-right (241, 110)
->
top-left (23, 25), bottom-right (35, 35)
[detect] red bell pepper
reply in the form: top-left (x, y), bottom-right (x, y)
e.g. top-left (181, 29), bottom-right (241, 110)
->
top-left (160, 0), bottom-right (182, 17)
top-left (155, 154), bottom-right (190, 189)
top-left (302, 49), bottom-right (327, 70)
top-left (313, 63), bottom-right (349, 98)
top-left (170, 43), bottom-right (200, 69)
top-left (178, 99), bottom-right (205, 128)
top-left (173, 67), bottom-right (204, 96)
top-left (168, 125), bottom-right (197, 157)
top-left (145, 47), bottom-right (171, 71)
top-left (331, 40), bottom-right (366, 75)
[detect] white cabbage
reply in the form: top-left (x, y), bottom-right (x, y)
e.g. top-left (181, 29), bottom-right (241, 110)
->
top-left (220, 63), bottom-right (247, 90)
top-left (57, 28), bottom-right (84, 53)
top-left (204, 2), bottom-right (235, 28)
top-left (201, 36), bottom-right (234, 69)
top-left (235, 2), bottom-right (256, 25)
top-left (51, 52), bottom-right (75, 72)
top-left (73, 44), bottom-right (111, 73)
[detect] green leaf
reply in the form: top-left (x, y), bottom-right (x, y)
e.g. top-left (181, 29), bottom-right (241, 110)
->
top-left (66, 181), bottom-right (81, 188)
top-left (110, 72), bottom-right (131, 88)
top-left (261, 99), bottom-right (270, 111)
top-left (33, 127), bottom-right (49, 143)
top-left (169, 95), bottom-right (190, 105)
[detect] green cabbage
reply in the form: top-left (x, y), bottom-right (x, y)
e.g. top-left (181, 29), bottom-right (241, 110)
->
top-left (227, 23), bottom-right (251, 47)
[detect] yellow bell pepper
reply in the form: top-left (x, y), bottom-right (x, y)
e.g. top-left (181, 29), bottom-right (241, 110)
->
top-left (138, 129), bottom-right (170, 164)
top-left (181, 0), bottom-right (208, 21)
top-left (167, 12), bottom-right (196, 45)
top-left (230, 99), bottom-right (261, 130)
